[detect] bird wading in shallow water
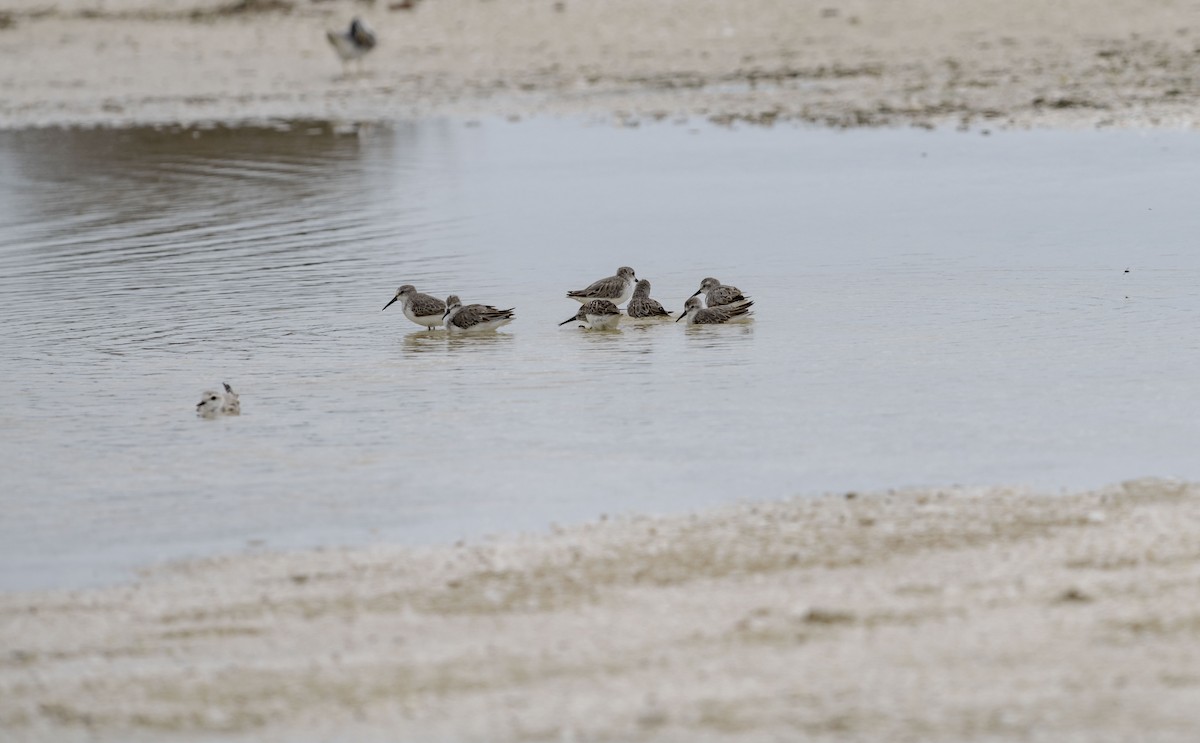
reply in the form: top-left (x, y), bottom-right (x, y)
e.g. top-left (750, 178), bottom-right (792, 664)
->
top-left (625, 279), bottom-right (672, 319)
top-left (443, 295), bottom-right (515, 334)
top-left (383, 285), bottom-right (446, 331)
top-left (566, 266), bottom-right (637, 307)
top-left (677, 296), bottom-right (754, 325)
top-left (560, 299), bottom-right (621, 330)
top-left (196, 383), bottom-right (240, 418)
top-left (326, 17), bottom-right (377, 74)
top-left (691, 277), bottom-right (748, 308)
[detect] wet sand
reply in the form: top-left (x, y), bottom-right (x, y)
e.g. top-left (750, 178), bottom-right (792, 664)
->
top-left (4, 479), bottom-right (1200, 741)
top-left (1, 0), bottom-right (1200, 128)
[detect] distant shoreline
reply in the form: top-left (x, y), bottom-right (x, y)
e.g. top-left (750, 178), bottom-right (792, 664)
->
top-left (1, 0), bottom-right (1199, 130)
top-left (3, 478), bottom-right (1199, 741)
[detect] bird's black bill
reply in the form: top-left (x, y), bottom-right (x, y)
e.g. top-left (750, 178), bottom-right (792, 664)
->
top-left (558, 316), bottom-right (577, 326)
top-left (675, 312), bottom-right (686, 322)
top-left (690, 289), bottom-right (701, 297)
top-left (382, 296), bottom-right (399, 311)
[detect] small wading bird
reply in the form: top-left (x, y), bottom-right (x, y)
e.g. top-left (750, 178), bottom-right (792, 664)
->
top-left (625, 279), bottom-right (672, 319)
top-left (567, 266), bottom-right (637, 307)
top-left (196, 383), bottom-right (240, 418)
top-left (443, 295), bottom-right (515, 334)
top-left (560, 299), bottom-right (621, 330)
top-left (691, 277), bottom-right (747, 308)
top-left (326, 17), bottom-right (377, 74)
top-left (383, 284), bottom-right (446, 331)
top-left (677, 296), bottom-right (754, 325)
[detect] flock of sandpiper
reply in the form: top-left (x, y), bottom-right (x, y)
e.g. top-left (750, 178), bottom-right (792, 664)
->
top-left (197, 268), bottom-right (752, 417)
top-left (382, 266), bottom-right (754, 333)
top-left (216, 25), bottom-right (758, 416)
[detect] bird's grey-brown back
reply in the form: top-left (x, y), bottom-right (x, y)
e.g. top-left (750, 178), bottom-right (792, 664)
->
top-left (592, 298), bottom-right (620, 313)
top-left (626, 279), bottom-right (671, 318)
top-left (407, 290), bottom-right (446, 319)
top-left (567, 266), bottom-right (637, 305)
top-left (449, 304), bottom-right (513, 329)
top-left (693, 277), bottom-right (747, 308)
top-left (349, 18), bottom-right (376, 50)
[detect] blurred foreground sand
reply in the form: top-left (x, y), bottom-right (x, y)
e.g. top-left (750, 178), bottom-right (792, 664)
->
top-left (4, 479), bottom-right (1200, 741)
top-left (1, 0), bottom-right (1199, 128)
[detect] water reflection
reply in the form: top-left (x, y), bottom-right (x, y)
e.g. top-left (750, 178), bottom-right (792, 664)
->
top-left (400, 329), bottom-right (449, 352)
top-left (0, 122), bottom-right (472, 355)
top-left (6, 125), bottom-right (381, 249)
top-left (683, 322), bottom-right (756, 349)
top-left (444, 332), bottom-right (516, 352)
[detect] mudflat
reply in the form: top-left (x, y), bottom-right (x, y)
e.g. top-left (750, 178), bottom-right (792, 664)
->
top-left (3, 479), bottom-right (1200, 741)
top-left (1, 0), bottom-right (1198, 128)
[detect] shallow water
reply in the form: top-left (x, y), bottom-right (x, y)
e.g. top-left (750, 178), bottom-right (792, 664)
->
top-left (2, 120), bottom-right (1199, 590)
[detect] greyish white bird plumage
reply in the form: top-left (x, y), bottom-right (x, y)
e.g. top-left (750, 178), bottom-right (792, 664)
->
top-left (691, 277), bottom-right (748, 308)
top-left (566, 266), bottom-right (637, 306)
top-left (677, 296), bottom-right (754, 325)
top-left (443, 295), bottom-right (516, 333)
top-left (625, 279), bottom-right (672, 319)
top-left (560, 299), bottom-right (621, 330)
top-left (383, 284), bottom-right (446, 330)
top-left (196, 382), bottom-right (240, 418)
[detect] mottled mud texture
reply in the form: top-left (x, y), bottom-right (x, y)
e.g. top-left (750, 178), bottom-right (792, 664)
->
top-left (2, 0), bottom-right (1200, 128)
top-left (4, 479), bottom-right (1200, 742)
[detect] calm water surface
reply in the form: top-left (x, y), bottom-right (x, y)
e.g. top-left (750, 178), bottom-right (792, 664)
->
top-left (1, 121), bottom-right (1198, 589)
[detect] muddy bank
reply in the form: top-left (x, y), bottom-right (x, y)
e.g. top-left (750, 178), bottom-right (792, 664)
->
top-left (3, 478), bottom-right (1199, 741)
top-left (1, 0), bottom-right (1199, 128)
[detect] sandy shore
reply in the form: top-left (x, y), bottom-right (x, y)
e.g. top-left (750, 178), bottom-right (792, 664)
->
top-left (3, 478), bottom-right (1200, 741)
top-left (2, 0), bottom-right (1200, 128)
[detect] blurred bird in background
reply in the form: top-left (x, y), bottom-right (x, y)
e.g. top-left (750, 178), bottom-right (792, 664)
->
top-left (326, 17), bottom-right (377, 75)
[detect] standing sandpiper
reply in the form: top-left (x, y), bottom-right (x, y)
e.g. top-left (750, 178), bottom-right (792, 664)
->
top-left (443, 295), bottom-right (515, 333)
top-left (626, 279), bottom-right (672, 319)
top-left (691, 277), bottom-right (747, 308)
top-left (677, 296), bottom-right (754, 325)
top-left (327, 18), bottom-right (377, 73)
top-left (567, 267), bottom-right (637, 306)
top-left (383, 285), bottom-right (446, 331)
top-left (560, 299), bottom-right (621, 330)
